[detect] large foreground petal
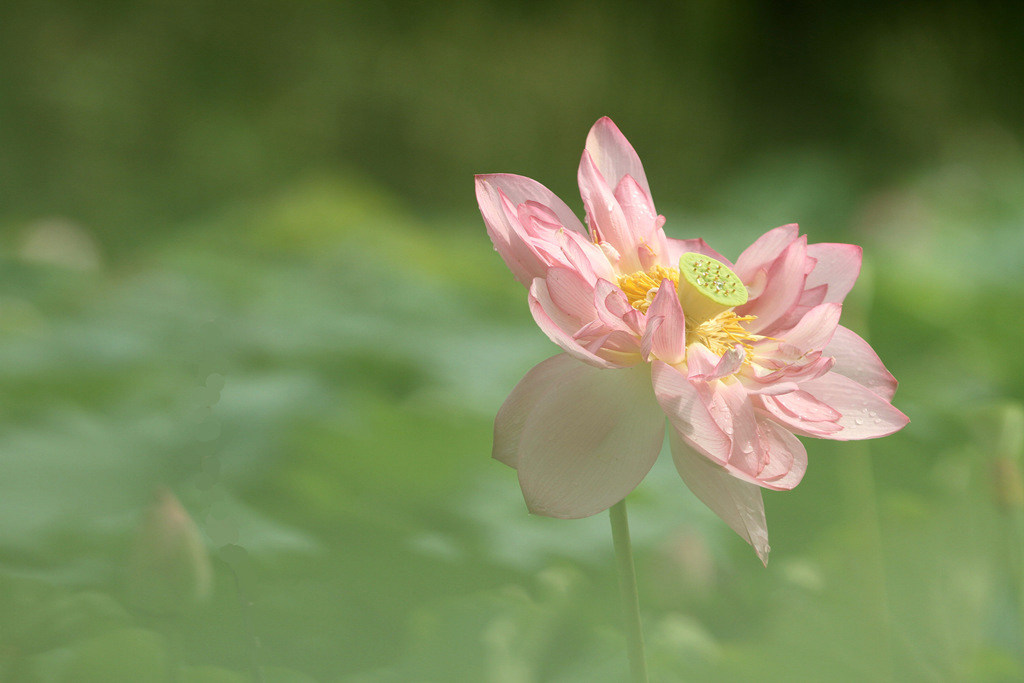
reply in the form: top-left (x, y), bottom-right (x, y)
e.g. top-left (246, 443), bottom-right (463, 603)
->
top-left (515, 361), bottom-right (665, 518)
top-left (669, 429), bottom-right (770, 565)
top-left (493, 354), bottom-right (582, 468)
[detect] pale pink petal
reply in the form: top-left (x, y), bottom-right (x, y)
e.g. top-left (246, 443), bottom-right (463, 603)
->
top-left (584, 117), bottom-right (651, 197)
top-left (578, 150), bottom-right (643, 272)
top-left (668, 428), bottom-right (770, 565)
top-left (789, 372), bottom-right (909, 440)
top-left (663, 238), bottom-right (734, 268)
top-left (806, 243), bottom-right (862, 304)
top-left (739, 237), bottom-right (810, 334)
top-left (475, 173), bottom-right (586, 236)
top-left (516, 363), bottom-right (665, 518)
top-left (559, 230), bottom-right (617, 284)
top-left (760, 302), bottom-right (842, 357)
top-left (545, 267), bottom-right (599, 323)
top-left (825, 325), bottom-right (898, 401)
top-left (695, 381), bottom-right (807, 492)
top-left (641, 282), bottom-right (686, 364)
top-left (493, 354), bottom-right (581, 467)
top-left (733, 224), bottom-right (800, 281)
top-left (528, 279), bottom-right (619, 369)
top-left (753, 419), bottom-right (807, 489)
top-left (768, 283), bottom-right (828, 333)
top-left (594, 279), bottom-right (640, 334)
top-left (716, 380), bottom-right (763, 478)
top-left (745, 355), bottom-right (836, 392)
top-left (614, 175), bottom-right (658, 244)
top-left (759, 391), bottom-right (844, 437)
top-left (686, 343), bottom-right (745, 382)
top-left (475, 177), bottom-right (539, 285)
top-left (651, 361), bottom-right (731, 463)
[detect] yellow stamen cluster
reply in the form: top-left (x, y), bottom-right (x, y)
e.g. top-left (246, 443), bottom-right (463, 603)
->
top-left (617, 265), bottom-right (679, 313)
top-left (687, 311), bottom-right (762, 358)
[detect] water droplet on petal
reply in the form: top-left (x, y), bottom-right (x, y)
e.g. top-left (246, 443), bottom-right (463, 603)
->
top-left (854, 418), bottom-right (863, 426)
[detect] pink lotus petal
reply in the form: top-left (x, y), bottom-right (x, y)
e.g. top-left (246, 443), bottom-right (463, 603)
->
top-left (739, 236), bottom-right (810, 334)
top-left (516, 362), bottom-right (665, 518)
top-left (687, 343), bottom-right (745, 382)
top-left (652, 361), bottom-right (731, 464)
top-left (806, 243), bottom-right (862, 304)
top-left (641, 282), bottom-right (686, 364)
top-left (733, 224), bottom-right (800, 282)
top-left (825, 325), bottom-right (898, 401)
top-left (476, 173), bottom-right (587, 236)
top-left (764, 389), bottom-right (842, 423)
top-left (787, 372), bottom-right (909, 440)
top-left (669, 428), bottom-right (770, 565)
top-left (584, 117), bottom-right (651, 197)
top-left (614, 174), bottom-right (658, 244)
top-left (558, 230), bottom-right (617, 284)
top-left (578, 150), bottom-right (642, 273)
top-left (474, 178), bottom-right (538, 285)
top-left (761, 302), bottom-right (843, 357)
top-left (528, 279), bottom-right (620, 369)
top-left (545, 267), bottom-right (599, 324)
top-left (664, 238), bottom-right (734, 268)
top-left (715, 380), bottom-right (764, 478)
top-left (752, 418), bottom-right (807, 489)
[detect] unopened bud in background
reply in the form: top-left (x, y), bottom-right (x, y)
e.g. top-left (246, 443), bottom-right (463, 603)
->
top-left (127, 487), bottom-right (212, 614)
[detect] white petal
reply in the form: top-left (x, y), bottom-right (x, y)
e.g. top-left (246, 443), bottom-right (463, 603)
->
top-left (516, 362), bottom-right (665, 518)
top-left (669, 429), bottom-right (770, 565)
top-left (493, 354), bottom-right (581, 467)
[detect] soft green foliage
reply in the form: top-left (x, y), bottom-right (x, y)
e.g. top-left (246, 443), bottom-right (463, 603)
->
top-left (1, 165), bottom-right (1022, 680)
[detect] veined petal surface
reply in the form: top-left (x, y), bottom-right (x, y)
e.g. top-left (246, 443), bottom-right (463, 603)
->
top-left (514, 361), bottom-right (665, 518)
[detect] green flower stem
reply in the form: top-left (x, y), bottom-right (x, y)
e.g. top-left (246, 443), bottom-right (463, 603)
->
top-left (610, 498), bottom-right (649, 683)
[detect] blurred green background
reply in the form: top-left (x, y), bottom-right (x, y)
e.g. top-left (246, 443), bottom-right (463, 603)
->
top-left (2, 2), bottom-right (1023, 681)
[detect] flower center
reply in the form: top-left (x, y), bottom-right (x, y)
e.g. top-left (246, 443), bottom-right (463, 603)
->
top-left (676, 252), bottom-right (748, 325)
top-left (686, 310), bottom-right (761, 357)
top-left (617, 265), bottom-right (679, 313)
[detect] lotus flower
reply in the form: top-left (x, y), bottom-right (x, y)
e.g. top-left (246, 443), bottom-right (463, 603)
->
top-left (475, 117), bottom-right (908, 563)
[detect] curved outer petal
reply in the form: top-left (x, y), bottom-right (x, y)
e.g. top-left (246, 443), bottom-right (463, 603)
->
top-left (514, 361), bottom-right (666, 518)
top-left (738, 236), bottom-right (811, 335)
top-left (578, 150), bottom-right (644, 273)
top-left (476, 173), bottom-right (587, 237)
top-left (806, 243), bottom-right (862, 304)
top-left (824, 325), bottom-right (898, 401)
top-left (493, 354), bottom-right (582, 467)
top-left (584, 117), bottom-right (651, 198)
top-left (669, 428), bottom-right (770, 565)
top-left (754, 302), bottom-right (842, 361)
top-left (781, 372), bottom-right (909, 440)
top-left (733, 224), bottom-right (800, 283)
top-left (528, 279), bottom-right (619, 369)
top-left (654, 362), bottom-right (807, 491)
top-left (475, 177), bottom-right (541, 285)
